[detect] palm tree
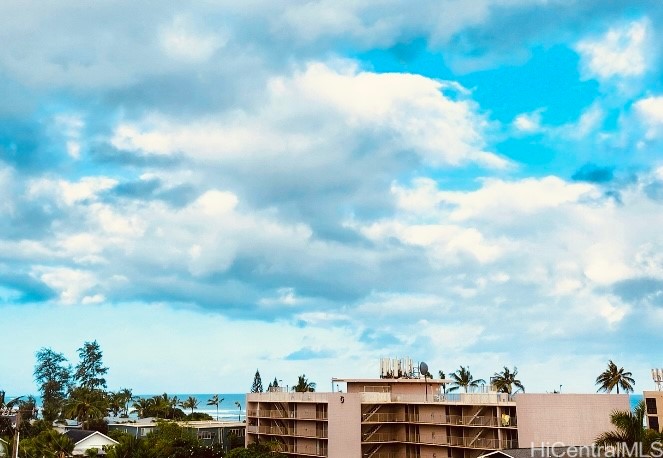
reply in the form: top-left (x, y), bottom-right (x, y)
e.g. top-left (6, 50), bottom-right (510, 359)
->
top-left (34, 429), bottom-right (74, 458)
top-left (448, 366), bottom-right (485, 393)
top-left (234, 401), bottom-right (242, 421)
top-left (595, 400), bottom-right (662, 453)
top-left (207, 394), bottom-right (223, 421)
top-left (596, 360), bottom-right (635, 394)
top-left (105, 434), bottom-right (140, 458)
top-left (118, 388), bottom-right (132, 417)
top-left (492, 366), bottom-right (525, 394)
top-left (131, 397), bottom-right (151, 418)
top-left (292, 375), bottom-right (316, 392)
top-left (64, 387), bottom-right (107, 429)
top-left (180, 396), bottom-right (199, 415)
top-left (438, 370), bottom-right (448, 394)
top-left (108, 392), bottom-right (123, 417)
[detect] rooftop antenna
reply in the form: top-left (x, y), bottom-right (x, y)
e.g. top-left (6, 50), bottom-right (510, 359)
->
top-left (419, 361), bottom-right (429, 401)
top-left (653, 369), bottom-right (663, 391)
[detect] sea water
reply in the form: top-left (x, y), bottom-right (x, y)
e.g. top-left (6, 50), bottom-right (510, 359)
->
top-left (9, 393), bottom-right (248, 422)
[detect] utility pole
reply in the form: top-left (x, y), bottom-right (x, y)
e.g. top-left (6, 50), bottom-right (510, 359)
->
top-left (11, 409), bottom-right (21, 458)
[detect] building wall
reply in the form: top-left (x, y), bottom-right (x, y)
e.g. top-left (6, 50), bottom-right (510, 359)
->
top-left (515, 394), bottom-right (629, 446)
top-left (643, 391), bottom-right (663, 432)
top-left (328, 392), bottom-right (361, 458)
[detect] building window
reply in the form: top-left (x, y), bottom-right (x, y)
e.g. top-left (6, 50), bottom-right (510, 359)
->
top-left (649, 416), bottom-right (660, 432)
top-left (647, 398), bottom-right (658, 415)
top-left (198, 431), bottom-right (212, 440)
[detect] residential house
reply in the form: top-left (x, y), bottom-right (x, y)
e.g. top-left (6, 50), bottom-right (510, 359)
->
top-left (64, 430), bottom-right (119, 456)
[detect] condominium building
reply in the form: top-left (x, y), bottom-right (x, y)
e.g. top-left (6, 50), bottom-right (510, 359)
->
top-left (246, 376), bottom-right (626, 458)
top-left (644, 390), bottom-right (663, 432)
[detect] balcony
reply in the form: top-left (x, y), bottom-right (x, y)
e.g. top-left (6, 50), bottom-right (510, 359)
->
top-left (361, 433), bottom-right (517, 450)
top-left (362, 432), bottom-right (401, 443)
top-left (360, 392), bottom-right (513, 405)
top-left (248, 392), bottom-right (330, 403)
top-left (361, 412), bottom-right (516, 428)
top-left (247, 424), bottom-right (328, 439)
top-left (246, 409), bottom-right (328, 420)
top-left (273, 443), bottom-right (328, 457)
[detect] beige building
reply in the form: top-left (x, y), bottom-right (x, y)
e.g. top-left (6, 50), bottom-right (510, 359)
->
top-left (644, 390), bottom-right (663, 432)
top-left (246, 376), bottom-right (627, 458)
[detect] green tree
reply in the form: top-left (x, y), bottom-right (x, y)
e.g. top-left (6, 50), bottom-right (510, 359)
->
top-left (292, 375), bottom-right (316, 392)
top-left (235, 401), bottom-right (242, 421)
top-left (491, 366), bottom-right (525, 394)
top-left (74, 341), bottom-right (108, 391)
top-left (19, 429), bottom-right (74, 458)
top-left (108, 392), bottom-right (123, 417)
top-left (117, 388), bottom-right (133, 417)
top-left (438, 370), bottom-right (448, 394)
top-left (251, 370), bottom-right (264, 393)
top-left (207, 394), bottom-right (223, 421)
top-left (179, 396), bottom-right (199, 415)
top-left (448, 366), bottom-right (485, 393)
top-left (104, 431), bottom-right (143, 458)
top-left (64, 387), bottom-right (108, 429)
top-left (596, 360), bottom-right (635, 394)
top-left (131, 397), bottom-right (151, 418)
top-left (140, 421), bottom-right (200, 458)
top-left (595, 400), bottom-right (662, 455)
top-left (34, 348), bottom-right (72, 422)
top-left (226, 441), bottom-right (286, 457)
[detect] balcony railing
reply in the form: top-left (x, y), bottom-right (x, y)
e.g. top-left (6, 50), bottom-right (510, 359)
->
top-left (361, 412), bottom-right (516, 428)
top-left (247, 392), bottom-right (331, 403)
top-left (360, 392), bottom-right (513, 404)
top-left (247, 424), bottom-right (328, 438)
top-left (362, 432), bottom-right (401, 443)
top-left (273, 443), bottom-right (327, 457)
top-left (246, 409), bottom-right (328, 420)
top-left (361, 433), bottom-right (517, 450)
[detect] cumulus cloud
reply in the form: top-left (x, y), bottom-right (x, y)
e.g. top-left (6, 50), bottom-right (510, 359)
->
top-left (112, 62), bottom-right (507, 169)
top-left (576, 19), bottom-right (650, 81)
top-left (634, 95), bottom-right (663, 139)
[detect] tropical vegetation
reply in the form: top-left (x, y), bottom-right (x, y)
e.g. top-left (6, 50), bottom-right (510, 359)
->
top-left (292, 375), bottom-right (316, 393)
top-left (251, 370), bottom-right (263, 393)
top-left (225, 441), bottom-right (286, 458)
top-left (491, 366), bottom-right (525, 394)
top-left (207, 394), bottom-right (223, 421)
top-left (595, 400), bottom-right (662, 455)
top-left (596, 360), bottom-right (635, 394)
top-left (448, 366), bottom-right (485, 393)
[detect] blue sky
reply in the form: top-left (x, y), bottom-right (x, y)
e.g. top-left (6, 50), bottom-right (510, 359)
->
top-left (2, 1), bottom-right (663, 395)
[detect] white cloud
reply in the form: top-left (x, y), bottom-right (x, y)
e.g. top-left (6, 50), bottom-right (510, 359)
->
top-left (111, 61), bottom-right (507, 169)
top-left (34, 266), bottom-right (99, 304)
top-left (576, 19), bottom-right (649, 80)
top-left (634, 95), bottom-right (663, 139)
top-left (159, 15), bottom-right (227, 62)
top-left (435, 176), bottom-right (598, 222)
top-left (513, 110), bottom-right (543, 133)
top-left (54, 114), bottom-right (84, 159)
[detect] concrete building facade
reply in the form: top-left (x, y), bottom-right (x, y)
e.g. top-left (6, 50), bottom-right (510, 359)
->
top-left (246, 377), bottom-right (628, 458)
top-left (644, 390), bottom-right (663, 432)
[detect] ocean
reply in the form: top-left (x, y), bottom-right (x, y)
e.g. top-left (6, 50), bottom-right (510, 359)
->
top-left (8, 393), bottom-right (248, 422)
top-left (138, 393), bottom-right (247, 421)
top-left (631, 393), bottom-right (643, 410)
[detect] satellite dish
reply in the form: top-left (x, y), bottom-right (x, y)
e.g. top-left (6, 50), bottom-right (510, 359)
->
top-left (419, 361), bottom-right (429, 376)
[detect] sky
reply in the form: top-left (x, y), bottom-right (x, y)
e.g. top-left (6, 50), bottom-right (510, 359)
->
top-left (2, 1), bottom-right (663, 396)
